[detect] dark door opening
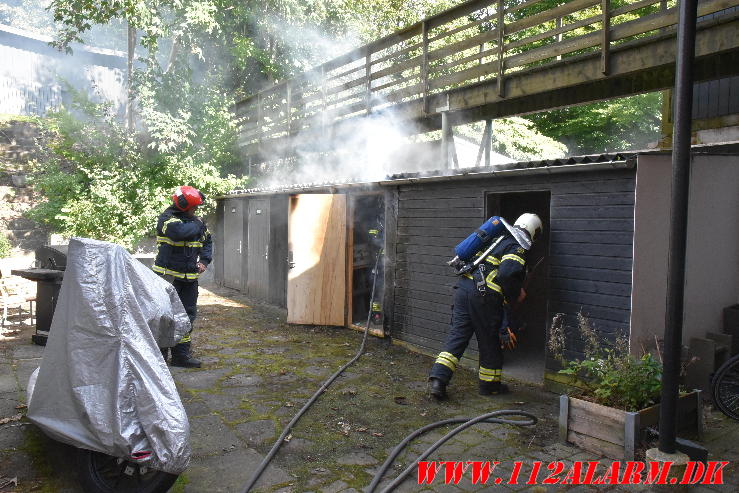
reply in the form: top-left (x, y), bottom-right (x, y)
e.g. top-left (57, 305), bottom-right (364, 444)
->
top-left (486, 191), bottom-right (551, 384)
top-left (348, 194), bottom-right (385, 335)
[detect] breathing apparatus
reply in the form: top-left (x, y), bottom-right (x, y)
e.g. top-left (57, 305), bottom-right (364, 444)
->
top-left (447, 215), bottom-right (534, 278)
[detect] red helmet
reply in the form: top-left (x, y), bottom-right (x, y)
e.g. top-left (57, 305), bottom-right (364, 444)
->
top-left (172, 186), bottom-right (205, 211)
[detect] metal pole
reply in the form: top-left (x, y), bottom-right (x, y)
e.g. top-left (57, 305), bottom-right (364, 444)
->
top-left (441, 111), bottom-right (450, 169)
top-left (658, 0), bottom-right (697, 455)
top-left (484, 119), bottom-right (492, 167)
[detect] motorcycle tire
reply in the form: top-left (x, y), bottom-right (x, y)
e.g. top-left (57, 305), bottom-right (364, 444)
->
top-left (76, 448), bottom-right (179, 493)
top-left (711, 353), bottom-right (739, 421)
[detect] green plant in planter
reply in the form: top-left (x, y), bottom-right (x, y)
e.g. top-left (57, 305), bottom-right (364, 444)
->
top-left (548, 312), bottom-right (663, 412)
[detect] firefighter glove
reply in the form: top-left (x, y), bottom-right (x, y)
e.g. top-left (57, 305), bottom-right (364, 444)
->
top-left (500, 326), bottom-right (517, 350)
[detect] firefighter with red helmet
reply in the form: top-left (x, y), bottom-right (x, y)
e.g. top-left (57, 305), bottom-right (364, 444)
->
top-left (154, 186), bottom-right (212, 368)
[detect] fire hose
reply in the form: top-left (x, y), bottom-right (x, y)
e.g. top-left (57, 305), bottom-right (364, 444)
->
top-left (240, 248), bottom-right (539, 492)
top-left (239, 248), bottom-right (383, 493)
top-left (367, 410), bottom-right (537, 492)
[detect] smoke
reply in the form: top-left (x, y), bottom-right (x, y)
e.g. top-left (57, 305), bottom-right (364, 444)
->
top-left (251, 110), bottom-right (437, 190)
top-left (265, 15), bottom-right (361, 73)
top-left (241, 15), bottom-right (451, 189)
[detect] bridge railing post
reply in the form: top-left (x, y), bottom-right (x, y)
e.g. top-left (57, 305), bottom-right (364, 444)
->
top-left (256, 93), bottom-right (262, 152)
top-left (285, 82), bottom-right (292, 146)
top-left (320, 65), bottom-right (327, 131)
top-left (602, 0), bottom-right (611, 75)
top-left (556, 17), bottom-right (563, 61)
top-left (365, 47), bottom-right (372, 114)
top-left (422, 20), bottom-right (429, 114)
top-left (497, 0), bottom-right (505, 98)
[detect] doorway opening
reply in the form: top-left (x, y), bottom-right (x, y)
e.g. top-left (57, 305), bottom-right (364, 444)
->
top-left (348, 194), bottom-right (385, 336)
top-left (486, 190), bottom-right (551, 384)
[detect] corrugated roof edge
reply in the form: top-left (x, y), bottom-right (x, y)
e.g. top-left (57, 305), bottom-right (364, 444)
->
top-left (216, 143), bottom-right (739, 199)
top-left (218, 152), bottom-right (636, 198)
top-left (384, 151), bottom-right (638, 181)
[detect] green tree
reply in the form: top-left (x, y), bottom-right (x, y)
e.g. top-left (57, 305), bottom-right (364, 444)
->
top-left (28, 90), bottom-right (244, 249)
top-left (528, 92), bottom-right (663, 154)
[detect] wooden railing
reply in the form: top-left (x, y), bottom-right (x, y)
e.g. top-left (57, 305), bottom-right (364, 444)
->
top-left (235, 0), bottom-right (738, 151)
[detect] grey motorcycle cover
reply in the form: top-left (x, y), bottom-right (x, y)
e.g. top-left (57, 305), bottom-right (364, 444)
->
top-left (27, 237), bottom-right (192, 474)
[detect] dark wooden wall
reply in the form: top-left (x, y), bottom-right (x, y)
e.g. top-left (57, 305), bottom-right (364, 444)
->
top-left (269, 195), bottom-right (289, 307)
top-left (388, 168), bottom-right (637, 370)
top-left (214, 199), bottom-right (225, 286)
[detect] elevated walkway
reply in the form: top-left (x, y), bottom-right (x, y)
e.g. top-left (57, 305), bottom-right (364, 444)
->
top-left (236, 0), bottom-right (739, 164)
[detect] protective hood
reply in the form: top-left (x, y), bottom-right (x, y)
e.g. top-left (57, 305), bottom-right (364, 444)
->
top-left (26, 237), bottom-right (192, 474)
top-left (501, 217), bottom-right (532, 250)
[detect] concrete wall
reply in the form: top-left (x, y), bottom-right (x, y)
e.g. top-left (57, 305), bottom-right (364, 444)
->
top-left (630, 152), bottom-right (739, 349)
top-left (683, 154), bottom-right (739, 334)
top-left (0, 24), bottom-right (126, 116)
top-left (629, 154), bottom-right (671, 351)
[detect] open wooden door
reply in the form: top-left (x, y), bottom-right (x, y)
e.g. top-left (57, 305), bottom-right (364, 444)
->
top-left (287, 194), bottom-right (346, 325)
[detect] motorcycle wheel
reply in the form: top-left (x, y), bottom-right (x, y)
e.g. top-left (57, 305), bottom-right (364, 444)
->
top-left (76, 448), bottom-right (179, 493)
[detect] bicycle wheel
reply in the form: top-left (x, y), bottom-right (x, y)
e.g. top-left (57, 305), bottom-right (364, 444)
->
top-left (711, 354), bottom-right (739, 421)
top-left (76, 448), bottom-right (179, 493)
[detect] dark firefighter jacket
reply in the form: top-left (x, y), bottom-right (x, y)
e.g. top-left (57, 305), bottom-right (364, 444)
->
top-left (463, 234), bottom-right (527, 302)
top-left (153, 206), bottom-right (212, 281)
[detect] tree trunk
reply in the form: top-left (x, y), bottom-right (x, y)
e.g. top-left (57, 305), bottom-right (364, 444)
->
top-left (126, 23), bottom-right (136, 131)
top-left (164, 36), bottom-right (180, 74)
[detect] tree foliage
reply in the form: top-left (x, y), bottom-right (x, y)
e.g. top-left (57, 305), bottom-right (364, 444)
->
top-left (0, 231), bottom-right (11, 258)
top-left (28, 88), bottom-right (245, 250)
top-left (528, 92), bottom-right (663, 155)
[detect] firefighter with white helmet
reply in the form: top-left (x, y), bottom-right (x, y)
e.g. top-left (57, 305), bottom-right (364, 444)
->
top-left (153, 185), bottom-right (212, 368)
top-left (428, 213), bottom-right (543, 399)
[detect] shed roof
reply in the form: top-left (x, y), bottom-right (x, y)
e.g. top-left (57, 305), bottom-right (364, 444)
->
top-left (220, 142), bottom-right (739, 198)
top-left (221, 151), bottom-right (641, 198)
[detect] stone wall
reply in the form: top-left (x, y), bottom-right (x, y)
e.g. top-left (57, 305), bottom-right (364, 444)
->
top-left (0, 120), bottom-right (49, 257)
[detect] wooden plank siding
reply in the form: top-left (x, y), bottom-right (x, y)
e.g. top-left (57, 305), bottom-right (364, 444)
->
top-left (692, 75), bottom-right (739, 119)
top-left (388, 168), bottom-right (636, 369)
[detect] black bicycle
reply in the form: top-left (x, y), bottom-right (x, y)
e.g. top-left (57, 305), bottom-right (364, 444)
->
top-left (711, 353), bottom-right (739, 421)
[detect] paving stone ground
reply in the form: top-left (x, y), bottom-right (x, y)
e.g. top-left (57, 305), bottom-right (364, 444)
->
top-left (1, 282), bottom-right (738, 492)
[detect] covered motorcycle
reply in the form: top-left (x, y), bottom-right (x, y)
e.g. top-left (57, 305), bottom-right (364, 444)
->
top-left (27, 237), bottom-right (192, 491)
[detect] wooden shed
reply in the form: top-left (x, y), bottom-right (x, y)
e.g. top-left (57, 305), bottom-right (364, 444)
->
top-left (214, 184), bottom-right (390, 336)
top-left (214, 146), bottom-right (739, 387)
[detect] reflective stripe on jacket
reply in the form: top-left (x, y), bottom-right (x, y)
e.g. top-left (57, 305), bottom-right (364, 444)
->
top-left (464, 234), bottom-right (527, 301)
top-left (153, 206), bottom-right (212, 281)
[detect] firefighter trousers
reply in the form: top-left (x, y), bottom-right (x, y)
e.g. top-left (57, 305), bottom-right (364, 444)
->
top-left (429, 277), bottom-right (504, 393)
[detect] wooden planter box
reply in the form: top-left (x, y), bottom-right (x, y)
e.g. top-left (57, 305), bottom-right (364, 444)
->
top-left (559, 391), bottom-right (703, 460)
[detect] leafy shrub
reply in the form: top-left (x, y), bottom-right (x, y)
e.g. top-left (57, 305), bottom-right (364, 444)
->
top-left (0, 232), bottom-right (11, 258)
top-left (548, 312), bottom-right (662, 412)
top-left (27, 87), bottom-right (247, 250)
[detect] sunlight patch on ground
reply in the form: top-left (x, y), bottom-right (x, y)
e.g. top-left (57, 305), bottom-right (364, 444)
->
top-left (198, 287), bottom-right (250, 308)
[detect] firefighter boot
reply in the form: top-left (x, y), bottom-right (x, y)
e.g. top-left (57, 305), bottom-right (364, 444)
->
top-left (171, 342), bottom-right (202, 368)
top-left (428, 377), bottom-right (448, 400)
top-left (479, 381), bottom-right (510, 396)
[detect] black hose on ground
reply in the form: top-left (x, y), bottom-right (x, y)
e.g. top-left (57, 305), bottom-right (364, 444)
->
top-left (240, 250), bottom-right (383, 493)
top-left (368, 409), bottom-right (537, 493)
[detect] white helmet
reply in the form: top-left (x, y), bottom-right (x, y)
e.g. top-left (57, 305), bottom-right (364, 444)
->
top-left (514, 213), bottom-right (543, 243)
